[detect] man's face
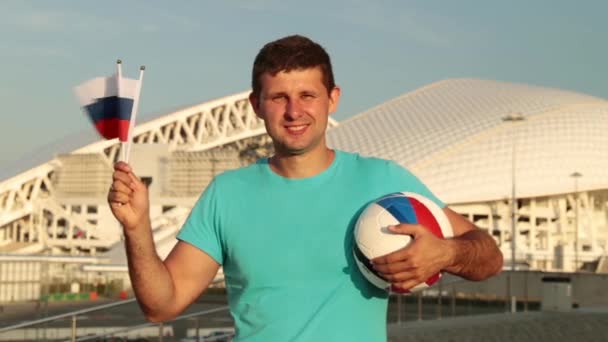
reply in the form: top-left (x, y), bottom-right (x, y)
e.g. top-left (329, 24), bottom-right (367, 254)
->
top-left (250, 67), bottom-right (340, 156)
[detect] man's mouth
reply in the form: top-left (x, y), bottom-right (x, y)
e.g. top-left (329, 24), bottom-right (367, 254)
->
top-left (285, 124), bottom-right (309, 134)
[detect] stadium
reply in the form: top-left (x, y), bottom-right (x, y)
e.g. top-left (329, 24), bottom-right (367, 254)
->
top-left (1, 78), bottom-right (607, 303)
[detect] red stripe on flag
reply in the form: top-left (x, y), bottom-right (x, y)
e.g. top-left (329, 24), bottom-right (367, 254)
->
top-left (94, 118), bottom-right (130, 142)
top-left (409, 197), bottom-right (444, 238)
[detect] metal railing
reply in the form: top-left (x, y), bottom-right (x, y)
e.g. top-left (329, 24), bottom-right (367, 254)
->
top-left (387, 271), bottom-right (549, 325)
top-left (0, 279), bottom-right (230, 342)
top-left (76, 306), bottom-right (231, 342)
top-left (0, 298), bottom-right (138, 334)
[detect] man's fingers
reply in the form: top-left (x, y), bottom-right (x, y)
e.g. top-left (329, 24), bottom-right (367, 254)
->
top-left (372, 224), bottom-right (433, 265)
top-left (110, 180), bottom-right (133, 195)
top-left (109, 201), bottom-right (127, 210)
top-left (393, 279), bottom-right (423, 293)
top-left (372, 247), bottom-right (412, 265)
top-left (388, 223), bottom-right (425, 236)
top-left (113, 171), bottom-right (132, 185)
top-left (372, 253), bottom-right (401, 265)
top-left (373, 260), bottom-right (411, 274)
top-left (379, 270), bottom-right (418, 282)
top-left (108, 191), bottom-right (131, 205)
top-left (112, 170), bottom-right (144, 193)
top-left (113, 163), bottom-right (142, 191)
top-left (114, 161), bottom-right (132, 173)
top-left (127, 172), bottom-right (143, 190)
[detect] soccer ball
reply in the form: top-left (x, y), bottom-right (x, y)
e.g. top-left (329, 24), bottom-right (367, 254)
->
top-left (353, 192), bottom-right (454, 292)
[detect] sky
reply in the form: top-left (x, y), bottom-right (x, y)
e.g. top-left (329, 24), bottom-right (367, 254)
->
top-left (1, 0), bottom-right (608, 178)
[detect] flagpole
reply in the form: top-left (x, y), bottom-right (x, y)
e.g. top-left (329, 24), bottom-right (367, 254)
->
top-left (124, 66), bottom-right (145, 163)
top-left (116, 59), bottom-right (128, 162)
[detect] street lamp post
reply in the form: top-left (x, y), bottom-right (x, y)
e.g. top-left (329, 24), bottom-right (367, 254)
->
top-left (570, 171), bottom-right (582, 272)
top-left (502, 113), bottom-right (525, 314)
top-left (502, 113), bottom-right (526, 271)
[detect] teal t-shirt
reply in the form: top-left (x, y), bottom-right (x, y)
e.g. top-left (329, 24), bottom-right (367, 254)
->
top-left (177, 150), bottom-right (443, 341)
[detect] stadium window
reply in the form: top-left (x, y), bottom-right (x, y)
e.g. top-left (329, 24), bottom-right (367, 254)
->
top-left (141, 177), bottom-right (153, 188)
top-left (87, 206), bottom-right (97, 214)
top-left (72, 205), bottom-right (81, 214)
top-left (473, 214), bottom-right (487, 222)
top-left (40, 180), bottom-right (49, 192)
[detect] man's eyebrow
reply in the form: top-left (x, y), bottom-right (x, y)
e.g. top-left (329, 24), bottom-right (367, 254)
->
top-left (263, 90), bottom-right (285, 97)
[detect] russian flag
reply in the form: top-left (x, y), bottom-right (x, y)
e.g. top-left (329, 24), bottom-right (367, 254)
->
top-left (74, 73), bottom-right (139, 142)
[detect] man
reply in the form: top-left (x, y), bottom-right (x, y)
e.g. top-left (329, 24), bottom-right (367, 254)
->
top-left (108, 35), bottom-right (503, 341)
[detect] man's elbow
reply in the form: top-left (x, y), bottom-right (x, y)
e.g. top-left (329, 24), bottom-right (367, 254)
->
top-left (140, 304), bottom-right (180, 323)
top-left (144, 311), bottom-right (178, 323)
top-left (490, 250), bottom-right (504, 276)
top-left (481, 248), bottom-right (504, 280)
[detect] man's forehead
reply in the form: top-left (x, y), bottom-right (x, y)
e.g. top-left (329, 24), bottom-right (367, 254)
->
top-left (260, 68), bottom-right (324, 87)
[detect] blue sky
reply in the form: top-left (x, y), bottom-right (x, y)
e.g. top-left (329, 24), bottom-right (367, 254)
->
top-left (1, 0), bottom-right (607, 177)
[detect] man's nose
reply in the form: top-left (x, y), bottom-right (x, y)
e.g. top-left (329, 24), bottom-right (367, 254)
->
top-left (285, 99), bottom-right (304, 120)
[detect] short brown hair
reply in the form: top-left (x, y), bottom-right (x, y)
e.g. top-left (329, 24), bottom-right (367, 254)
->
top-left (251, 35), bottom-right (335, 98)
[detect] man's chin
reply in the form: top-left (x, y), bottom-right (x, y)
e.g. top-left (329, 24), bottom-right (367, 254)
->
top-left (274, 137), bottom-right (326, 156)
top-left (275, 143), bottom-right (311, 156)
top-left (283, 147), bottom-right (309, 156)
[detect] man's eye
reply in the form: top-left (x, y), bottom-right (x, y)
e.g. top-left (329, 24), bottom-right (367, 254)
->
top-left (302, 94), bottom-right (315, 100)
top-left (272, 96), bottom-right (287, 103)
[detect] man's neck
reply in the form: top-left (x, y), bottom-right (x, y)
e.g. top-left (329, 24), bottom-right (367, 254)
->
top-left (269, 148), bottom-right (336, 179)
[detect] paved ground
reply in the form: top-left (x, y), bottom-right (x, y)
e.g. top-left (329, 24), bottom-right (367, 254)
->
top-left (388, 309), bottom-right (608, 342)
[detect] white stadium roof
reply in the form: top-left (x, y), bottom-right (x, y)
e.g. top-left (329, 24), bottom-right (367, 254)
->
top-left (327, 78), bottom-right (608, 204)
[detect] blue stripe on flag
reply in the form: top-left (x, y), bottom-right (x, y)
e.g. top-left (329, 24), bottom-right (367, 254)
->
top-left (84, 96), bottom-right (134, 123)
top-left (377, 195), bottom-right (418, 224)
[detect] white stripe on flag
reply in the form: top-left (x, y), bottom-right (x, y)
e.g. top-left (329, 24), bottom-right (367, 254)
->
top-left (74, 74), bottom-right (139, 107)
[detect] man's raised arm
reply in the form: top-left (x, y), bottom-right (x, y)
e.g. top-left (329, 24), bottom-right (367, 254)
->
top-left (109, 162), bottom-right (220, 322)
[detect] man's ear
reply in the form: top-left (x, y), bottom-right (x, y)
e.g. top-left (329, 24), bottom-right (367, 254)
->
top-left (328, 86), bottom-right (341, 115)
top-left (249, 92), bottom-right (262, 119)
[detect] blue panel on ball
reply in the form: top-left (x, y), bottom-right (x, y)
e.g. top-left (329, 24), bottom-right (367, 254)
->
top-left (377, 195), bottom-right (418, 224)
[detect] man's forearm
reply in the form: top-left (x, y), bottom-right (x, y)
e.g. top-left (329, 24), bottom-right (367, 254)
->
top-left (124, 220), bottom-right (176, 321)
top-left (444, 229), bottom-right (503, 281)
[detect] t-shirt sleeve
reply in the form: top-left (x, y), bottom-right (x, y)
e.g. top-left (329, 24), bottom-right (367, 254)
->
top-left (176, 178), bottom-right (224, 264)
top-left (386, 160), bottom-right (446, 208)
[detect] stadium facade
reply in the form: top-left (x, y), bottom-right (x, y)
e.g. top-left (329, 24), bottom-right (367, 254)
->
top-left (1, 79), bottom-right (606, 302)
